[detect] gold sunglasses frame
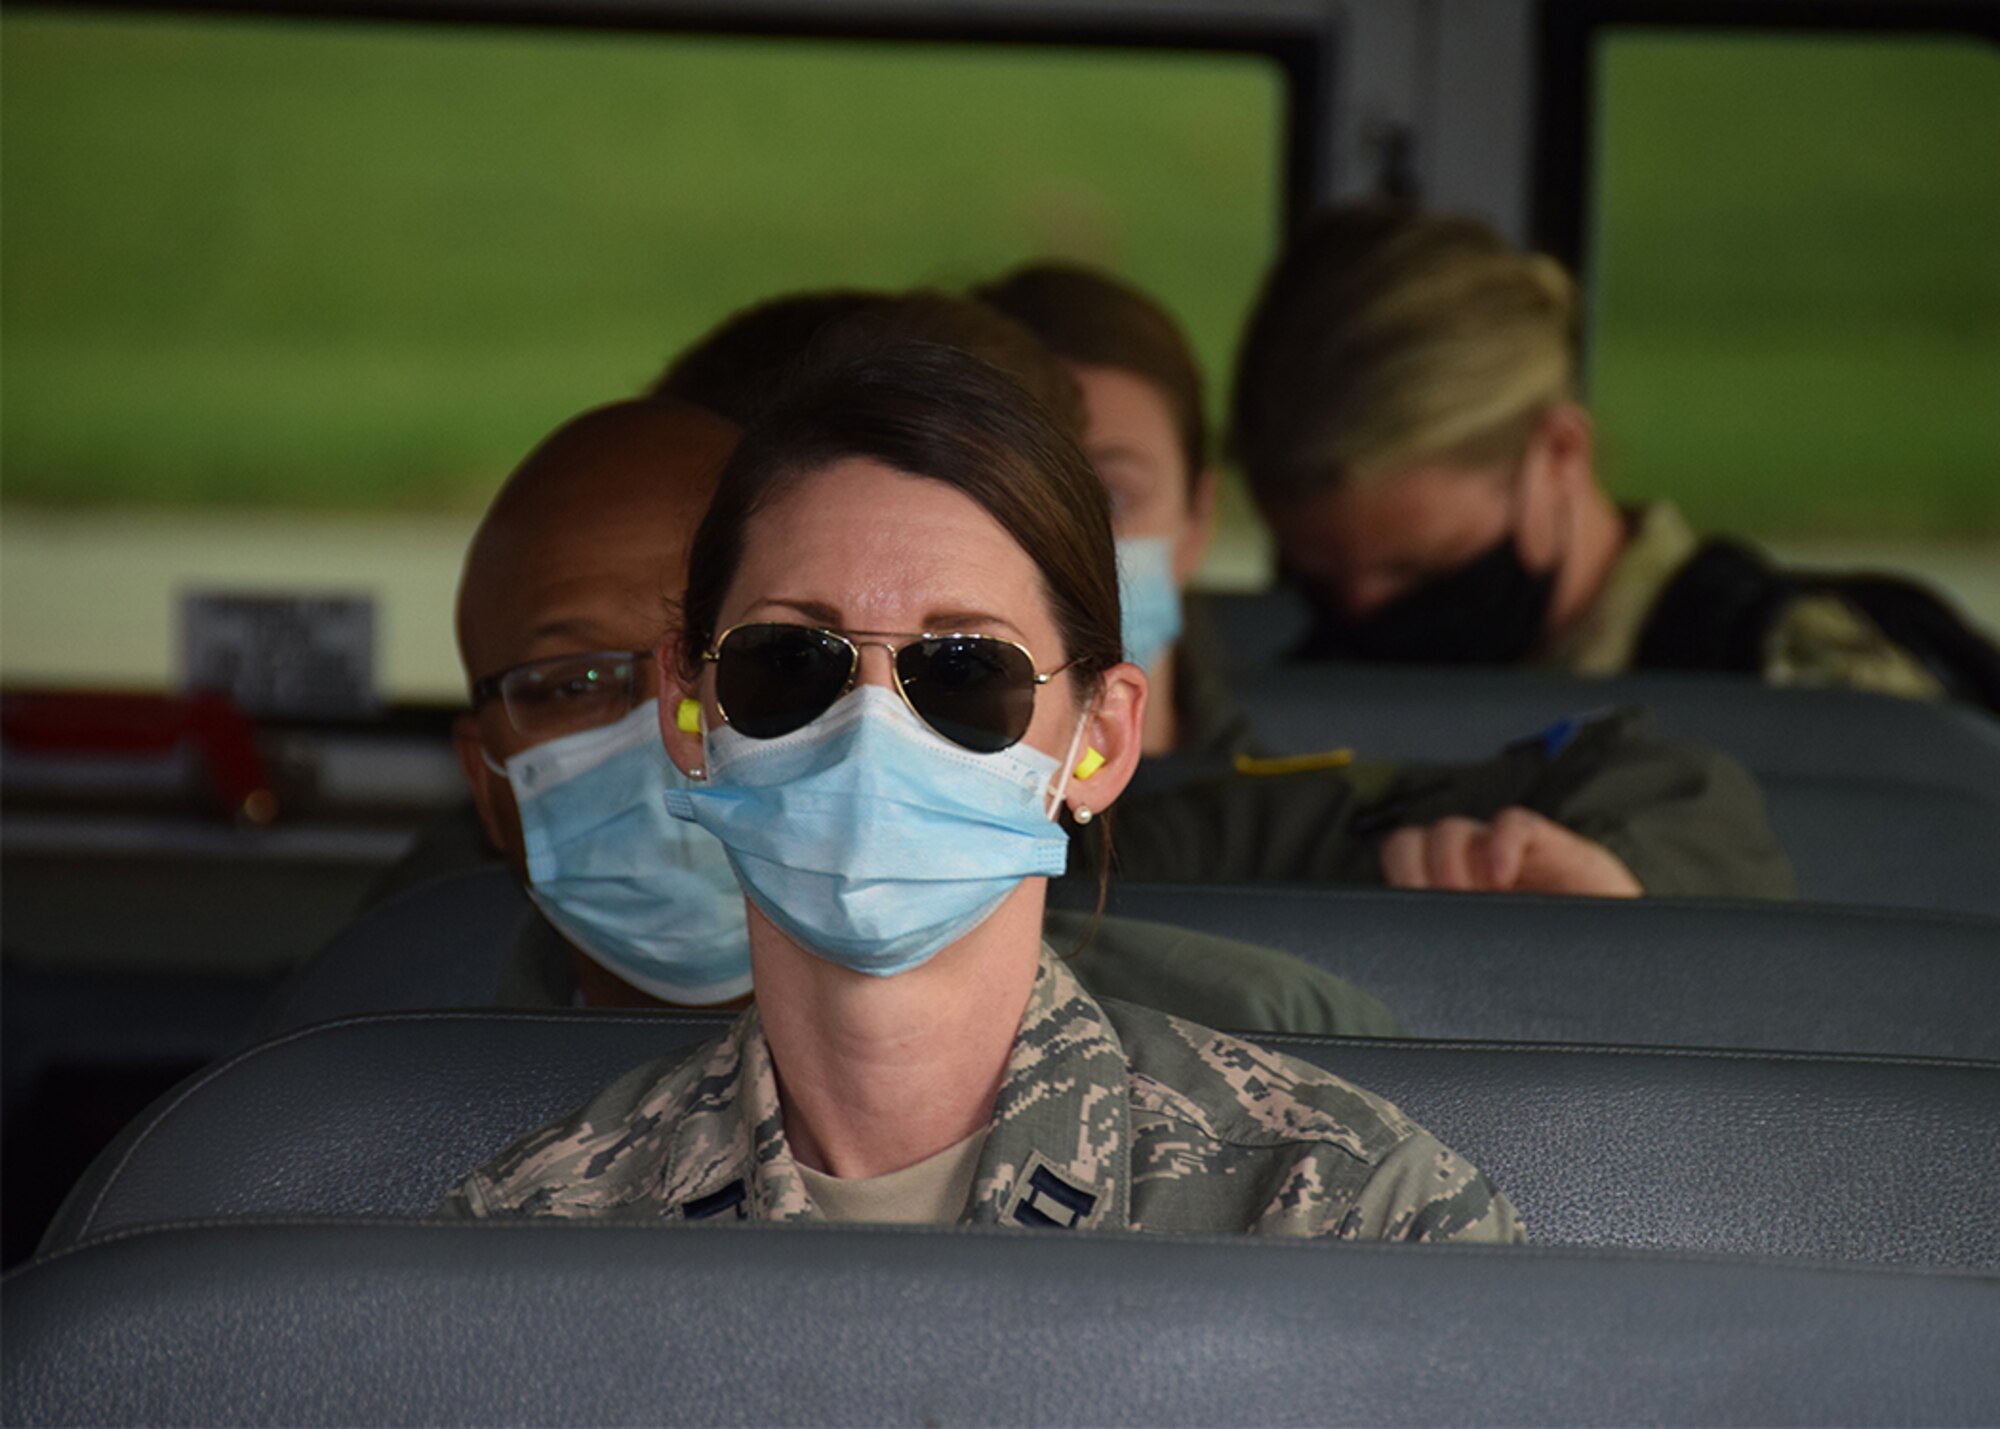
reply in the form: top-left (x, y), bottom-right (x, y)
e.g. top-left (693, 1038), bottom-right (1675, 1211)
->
top-left (701, 620), bottom-right (1075, 751)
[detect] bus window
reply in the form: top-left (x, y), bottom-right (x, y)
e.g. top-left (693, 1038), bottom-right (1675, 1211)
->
top-left (0, 11), bottom-right (1285, 705)
top-left (1587, 30), bottom-right (1999, 612)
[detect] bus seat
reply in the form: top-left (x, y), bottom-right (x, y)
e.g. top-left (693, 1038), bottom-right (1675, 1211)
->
top-left (1126, 756), bottom-right (2000, 918)
top-left (9, 1221), bottom-right (1995, 1427)
top-left (1760, 775), bottom-right (2000, 914)
top-left (250, 865), bottom-right (534, 1040)
top-left (1052, 884), bottom-right (2000, 1059)
top-left (1218, 656), bottom-right (2000, 804)
top-left (1189, 587), bottom-right (1315, 673)
top-left (261, 869), bottom-right (2000, 1058)
top-left (37, 1012), bottom-right (2000, 1269)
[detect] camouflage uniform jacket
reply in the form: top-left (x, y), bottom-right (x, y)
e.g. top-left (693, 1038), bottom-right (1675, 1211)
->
top-left (444, 947), bottom-right (1524, 1240)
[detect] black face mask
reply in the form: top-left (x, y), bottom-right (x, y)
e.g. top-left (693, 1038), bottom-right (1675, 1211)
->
top-left (1293, 534), bottom-right (1556, 665)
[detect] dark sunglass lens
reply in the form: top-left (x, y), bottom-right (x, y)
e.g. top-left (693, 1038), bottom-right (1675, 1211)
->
top-left (717, 625), bottom-right (852, 738)
top-left (897, 637), bottom-right (1036, 753)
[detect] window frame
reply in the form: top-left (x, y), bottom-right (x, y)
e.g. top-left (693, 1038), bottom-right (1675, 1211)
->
top-left (12, 0), bottom-right (1330, 230)
top-left (1532, 0), bottom-right (2000, 276)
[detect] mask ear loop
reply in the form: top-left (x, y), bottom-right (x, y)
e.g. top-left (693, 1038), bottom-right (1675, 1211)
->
top-left (682, 697), bottom-right (710, 782)
top-left (1044, 705), bottom-right (1094, 821)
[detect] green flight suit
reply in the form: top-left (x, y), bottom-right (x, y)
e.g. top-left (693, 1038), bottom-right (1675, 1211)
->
top-left (1095, 706), bottom-right (1796, 899)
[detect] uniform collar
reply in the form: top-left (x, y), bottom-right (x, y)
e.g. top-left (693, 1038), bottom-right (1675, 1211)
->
top-left (645, 1004), bottom-right (810, 1222)
top-left (1543, 500), bottom-right (1701, 674)
top-left (964, 944), bottom-right (1132, 1229)
top-left (656, 946), bottom-right (1132, 1229)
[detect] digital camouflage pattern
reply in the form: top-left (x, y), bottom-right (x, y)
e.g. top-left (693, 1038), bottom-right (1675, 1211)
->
top-left (444, 946), bottom-right (1523, 1240)
top-left (1763, 593), bottom-right (1946, 697)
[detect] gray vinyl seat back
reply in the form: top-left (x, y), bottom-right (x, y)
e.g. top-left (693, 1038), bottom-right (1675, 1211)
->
top-left (38, 1011), bottom-right (2000, 1268)
top-left (263, 870), bottom-right (2000, 1057)
top-left (252, 865), bottom-right (534, 1039)
top-left (9, 1222), bottom-right (1998, 1428)
top-left (1129, 747), bottom-right (2000, 918)
top-left (1052, 883), bottom-right (2000, 1059)
top-left (1192, 586), bottom-right (1318, 672)
top-left (1190, 591), bottom-right (2000, 802)
top-left (1757, 774), bottom-right (2000, 913)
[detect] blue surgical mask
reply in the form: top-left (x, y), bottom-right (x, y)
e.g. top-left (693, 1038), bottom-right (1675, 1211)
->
top-left (499, 699), bottom-right (752, 1005)
top-left (1116, 535), bottom-right (1184, 674)
top-left (665, 685), bottom-right (1078, 978)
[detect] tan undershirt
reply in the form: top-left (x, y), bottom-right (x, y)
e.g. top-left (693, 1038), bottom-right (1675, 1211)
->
top-left (795, 1127), bottom-right (990, 1224)
top-left (1542, 501), bottom-right (1700, 675)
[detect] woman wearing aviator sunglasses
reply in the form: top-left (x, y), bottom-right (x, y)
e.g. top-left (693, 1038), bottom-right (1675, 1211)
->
top-left (445, 342), bottom-right (1521, 1240)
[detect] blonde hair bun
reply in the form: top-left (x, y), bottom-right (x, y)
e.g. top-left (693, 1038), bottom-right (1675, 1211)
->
top-left (1234, 203), bottom-right (1581, 501)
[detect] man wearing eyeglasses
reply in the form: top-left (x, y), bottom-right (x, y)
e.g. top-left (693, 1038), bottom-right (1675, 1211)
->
top-left (450, 397), bottom-right (739, 1007)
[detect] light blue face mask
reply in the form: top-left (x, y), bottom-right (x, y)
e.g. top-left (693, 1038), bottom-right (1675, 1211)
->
top-left (1116, 535), bottom-right (1184, 674)
top-left (665, 684), bottom-right (1078, 978)
top-left (499, 699), bottom-right (752, 1005)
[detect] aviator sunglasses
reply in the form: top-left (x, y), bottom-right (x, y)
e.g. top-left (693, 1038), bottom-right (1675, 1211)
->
top-left (702, 621), bottom-right (1074, 754)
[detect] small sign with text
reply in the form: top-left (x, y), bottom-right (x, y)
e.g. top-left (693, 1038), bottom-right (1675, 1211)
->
top-left (182, 591), bottom-right (378, 718)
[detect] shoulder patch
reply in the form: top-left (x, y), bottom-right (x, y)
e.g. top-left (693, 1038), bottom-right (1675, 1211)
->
top-left (1231, 747), bottom-right (1355, 777)
top-left (1004, 1153), bottom-right (1103, 1230)
top-left (680, 1179), bottom-right (748, 1221)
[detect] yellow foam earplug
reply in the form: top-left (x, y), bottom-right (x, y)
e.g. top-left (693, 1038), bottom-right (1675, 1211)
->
top-left (676, 698), bottom-right (703, 734)
top-left (1074, 747), bottom-right (1107, 781)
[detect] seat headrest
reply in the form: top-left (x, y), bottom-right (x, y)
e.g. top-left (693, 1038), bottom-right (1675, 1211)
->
top-left (42, 1012), bottom-right (2000, 1270)
top-left (8, 1221), bottom-right (1998, 1426)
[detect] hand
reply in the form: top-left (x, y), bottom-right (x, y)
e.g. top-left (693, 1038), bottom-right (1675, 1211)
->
top-left (1379, 806), bottom-right (1643, 898)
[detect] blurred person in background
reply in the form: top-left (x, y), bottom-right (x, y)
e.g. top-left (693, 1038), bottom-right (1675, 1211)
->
top-left (978, 261), bottom-right (1794, 899)
top-left (651, 287), bottom-right (1084, 435)
top-left (976, 262), bottom-right (1233, 758)
top-left (1231, 203), bottom-right (2000, 709)
top-left (449, 397), bottom-right (748, 1008)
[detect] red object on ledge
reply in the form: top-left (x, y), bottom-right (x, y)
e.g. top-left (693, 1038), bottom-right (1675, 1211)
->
top-left (1, 690), bottom-right (278, 823)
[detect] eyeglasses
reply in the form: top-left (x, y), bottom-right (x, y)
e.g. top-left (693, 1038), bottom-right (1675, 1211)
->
top-left (471, 650), bottom-right (654, 741)
top-left (703, 622), bottom-right (1072, 754)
